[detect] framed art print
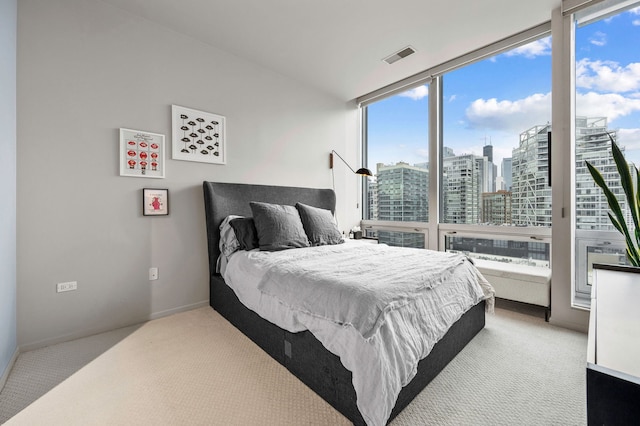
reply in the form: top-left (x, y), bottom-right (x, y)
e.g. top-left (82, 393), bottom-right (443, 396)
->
top-left (171, 105), bottom-right (226, 164)
top-left (120, 128), bottom-right (165, 178)
top-left (143, 188), bottom-right (169, 216)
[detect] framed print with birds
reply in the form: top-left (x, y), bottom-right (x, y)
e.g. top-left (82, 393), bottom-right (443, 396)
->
top-left (171, 105), bottom-right (226, 164)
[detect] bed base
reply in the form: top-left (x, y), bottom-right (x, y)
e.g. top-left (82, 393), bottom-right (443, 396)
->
top-left (211, 275), bottom-right (485, 425)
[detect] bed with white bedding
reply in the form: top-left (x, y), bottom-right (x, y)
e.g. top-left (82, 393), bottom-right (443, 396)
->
top-left (203, 181), bottom-right (494, 426)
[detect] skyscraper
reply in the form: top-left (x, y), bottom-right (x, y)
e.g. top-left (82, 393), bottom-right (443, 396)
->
top-left (574, 117), bottom-right (631, 232)
top-left (442, 152), bottom-right (482, 224)
top-left (501, 158), bottom-right (512, 191)
top-left (511, 124), bottom-right (552, 226)
top-left (375, 162), bottom-right (428, 247)
top-left (482, 190), bottom-right (512, 225)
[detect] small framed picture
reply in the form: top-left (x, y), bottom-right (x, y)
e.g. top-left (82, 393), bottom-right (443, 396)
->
top-left (120, 128), bottom-right (166, 178)
top-left (143, 188), bottom-right (169, 216)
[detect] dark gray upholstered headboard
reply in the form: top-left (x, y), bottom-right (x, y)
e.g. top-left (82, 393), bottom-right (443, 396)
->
top-left (203, 181), bottom-right (336, 276)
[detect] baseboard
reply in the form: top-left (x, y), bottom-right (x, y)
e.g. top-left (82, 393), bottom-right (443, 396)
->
top-left (548, 316), bottom-right (589, 334)
top-left (147, 300), bottom-right (209, 321)
top-left (19, 300), bottom-right (210, 352)
top-left (0, 346), bottom-right (20, 392)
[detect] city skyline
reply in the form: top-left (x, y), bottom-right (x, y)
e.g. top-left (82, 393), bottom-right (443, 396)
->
top-left (367, 6), bottom-right (640, 174)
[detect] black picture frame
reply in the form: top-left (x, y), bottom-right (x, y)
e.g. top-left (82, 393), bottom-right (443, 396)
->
top-left (142, 188), bottom-right (169, 216)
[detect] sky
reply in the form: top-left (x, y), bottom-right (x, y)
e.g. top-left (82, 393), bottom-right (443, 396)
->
top-left (367, 5), bottom-right (640, 175)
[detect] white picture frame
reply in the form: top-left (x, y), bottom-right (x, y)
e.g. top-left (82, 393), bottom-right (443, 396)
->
top-left (119, 128), bottom-right (165, 178)
top-left (171, 105), bottom-right (226, 164)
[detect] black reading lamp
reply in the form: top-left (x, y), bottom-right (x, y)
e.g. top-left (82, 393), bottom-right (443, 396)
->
top-left (329, 150), bottom-right (371, 238)
top-left (329, 150), bottom-right (373, 177)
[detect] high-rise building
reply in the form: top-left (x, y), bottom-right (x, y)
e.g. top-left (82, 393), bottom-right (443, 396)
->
top-left (501, 158), bottom-right (512, 191)
top-left (442, 152), bottom-right (482, 224)
top-left (483, 144), bottom-right (493, 163)
top-left (574, 117), bottom-right (632, 231)
top-left (482, 144), bottom-right (496, 192)
top-left (375, 162), bottom-right (428, 247)
top-left (365, 178), bottom-right (378, 221)
top-left (511, 124), bottom-right (552, 226)
top-left (482, 190), bottom-right (512, 225)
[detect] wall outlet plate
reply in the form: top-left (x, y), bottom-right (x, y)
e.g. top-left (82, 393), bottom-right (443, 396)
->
top-left (149, 267), bottom-right (158, 281)
top-left (56, 281), bottom-right (77, 293)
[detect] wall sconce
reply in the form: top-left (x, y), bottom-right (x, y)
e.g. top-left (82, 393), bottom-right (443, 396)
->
top-left (329, 150), bottom-right (372, 177)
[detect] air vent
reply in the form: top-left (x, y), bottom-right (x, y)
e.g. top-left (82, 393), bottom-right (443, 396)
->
top-left (383, 46), bottom-right (416, 64)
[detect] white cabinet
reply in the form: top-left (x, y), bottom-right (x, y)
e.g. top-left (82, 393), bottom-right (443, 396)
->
top-left (587, 263), bottom-right (640, 425)
top-left (588, 264), bottom-right (640, 377)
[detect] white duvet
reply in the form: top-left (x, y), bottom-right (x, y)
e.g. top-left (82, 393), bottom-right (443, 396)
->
top-left (223, 241), bottom-right (494, 426)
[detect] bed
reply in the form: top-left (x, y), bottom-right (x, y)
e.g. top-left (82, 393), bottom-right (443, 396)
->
top-left (203, 181), bottom-right (493, 426)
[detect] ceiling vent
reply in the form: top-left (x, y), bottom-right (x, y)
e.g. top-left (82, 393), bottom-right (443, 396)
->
top-left (383, 46), bottom-right (416, 64)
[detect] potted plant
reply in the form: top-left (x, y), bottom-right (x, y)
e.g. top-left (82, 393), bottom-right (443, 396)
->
top-left (585, 132), bottom-right (639, 266)
top-left (585, 131), bottom-right (640, 379)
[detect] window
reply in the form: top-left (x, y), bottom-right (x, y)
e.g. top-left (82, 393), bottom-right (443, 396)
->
top-left (442, 37), bottom-right (552, 227)
top-left (573, 1), bottom-right (640, 307)
top-left (445, 234), bottom-right (550, 267)
top-left (364, 86), bottom-right (429, 247)
top-left (362, 31), bottom-right (553, 260)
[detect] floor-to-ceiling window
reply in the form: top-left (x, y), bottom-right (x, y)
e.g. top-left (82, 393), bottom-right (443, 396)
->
top-left (361, 28), bottom-right (552, 267)
top-left (572, 0), bottom-right (640, 307)
top-left (441, 36), bottom-right (552, 267)
top-left (362, 86), bottom-right (430, 248)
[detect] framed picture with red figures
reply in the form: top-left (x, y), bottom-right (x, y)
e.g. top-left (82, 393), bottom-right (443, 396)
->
top-left (171, 105), bottom-right (226, 165)
top-left (142, 188), bottom-right (169, 216)
top-left (120, 128), bottom-right (166, 178)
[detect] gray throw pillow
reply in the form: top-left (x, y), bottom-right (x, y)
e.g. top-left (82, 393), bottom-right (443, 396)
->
top-left (229, 217), bottom-right (259, 251)
top-left (250, 201), bottom-right (310, 251)
top-left (296, 202), bottom-right (344, 246)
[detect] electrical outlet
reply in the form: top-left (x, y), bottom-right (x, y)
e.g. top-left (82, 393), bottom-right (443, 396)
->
top-left (149, 267), bottom-right (158, 281)
top-left (56, 281), bottom-right (77, 293)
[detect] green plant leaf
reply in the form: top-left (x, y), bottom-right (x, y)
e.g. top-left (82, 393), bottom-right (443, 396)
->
top-left (587, 157), bottom-right (640, 266)
top-left (610, 134), bottom-right (640, 233)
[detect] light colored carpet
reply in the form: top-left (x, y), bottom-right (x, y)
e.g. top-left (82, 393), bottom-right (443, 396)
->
top-left (1, 306), bottom-right (587, 425)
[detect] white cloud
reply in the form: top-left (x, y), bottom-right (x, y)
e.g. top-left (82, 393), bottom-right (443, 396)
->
top-left (502, 37), bottom-right (551, 58)
top-left (614, 128), bottom-right (640, 150)
top-left (399, 85), bottom-right (428, 100)
top-left (464, 92), bottom-right (551, 133)
top-left (589, 31), bottom-right (607, 46)
top-left (464, 91), bottom-right (640, 134)
top-left (576, 92), bottom-right (640, 121)
top-left (576, 58), bottom-right (640, 92)
top-left (448, 94), bottom-right (457, 102)
top-left (633, 19), bottom-right (640, 26)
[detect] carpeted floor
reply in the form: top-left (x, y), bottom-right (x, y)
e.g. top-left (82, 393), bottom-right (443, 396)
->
top-left (1, 306), bottom-right (587, 425)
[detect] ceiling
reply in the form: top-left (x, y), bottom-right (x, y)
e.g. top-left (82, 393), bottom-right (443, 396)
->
top-left (101, 0), bottom-right (560, 101)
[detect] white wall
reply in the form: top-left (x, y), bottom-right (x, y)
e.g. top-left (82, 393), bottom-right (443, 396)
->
top-left (17, 0), bottom-right (359, 349)
top-left (0, 0), bottom-right (18, 383)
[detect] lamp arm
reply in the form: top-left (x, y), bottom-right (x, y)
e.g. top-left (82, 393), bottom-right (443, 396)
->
top-left (330, 150), bottom-right (357, 174)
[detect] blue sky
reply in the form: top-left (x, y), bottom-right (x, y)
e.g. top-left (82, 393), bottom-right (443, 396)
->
top-left (367, 6), bottom-right (640, 174)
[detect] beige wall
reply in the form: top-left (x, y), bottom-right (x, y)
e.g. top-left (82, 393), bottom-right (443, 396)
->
top-left (17, 0), bottom-right (359, 349)
top-left (1, 0), bottom-right (17, 380)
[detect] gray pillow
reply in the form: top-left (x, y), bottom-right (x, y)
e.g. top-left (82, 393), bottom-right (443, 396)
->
top-left (229, 217), bottom-right (259, 251)
top-left (296, 202), bottom-right (344, 246)
top-left (250, 201), bottom-right (310, 251)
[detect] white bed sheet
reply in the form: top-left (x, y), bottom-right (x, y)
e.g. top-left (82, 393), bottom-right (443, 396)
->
top-left (223, 240), bottom-right (494, 426)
